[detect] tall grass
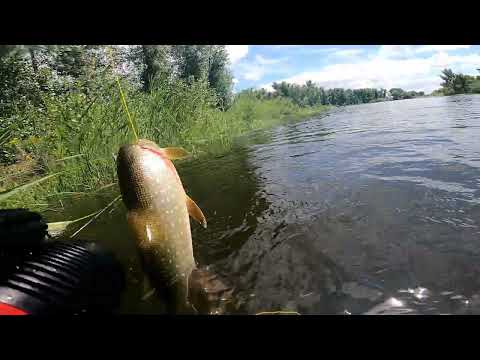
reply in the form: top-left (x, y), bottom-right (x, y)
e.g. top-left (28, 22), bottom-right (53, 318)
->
top-left (0, 77), bottom-right (330, 210)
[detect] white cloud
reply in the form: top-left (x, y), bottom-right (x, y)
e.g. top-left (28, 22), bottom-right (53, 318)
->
top-left (255, 54), bottom-right (288, 65)
top-left (269, 45), bottom-right (302, 49)
top-left (330, 48), bottom-right (365, 57)
top-left (235, 54), bottom-right (291, 82)
top-left (258, 83), bottom-right (276, 92)
top-left (263, 50), bottom-right (480, 93)
top-left (416, 45), bottom-right (471, 53)
top-left (268, 46), bottom-right (344, 55)
top-left (378, 45), bottom-right (472, 59)
top-left (232, 78), bottom-right (240, 94)
top-left (242, 64), bottom-right (266, 81)
top-left (294, 47), bottom-right (342, 55)
top-left (225, 45), bottom-right (249, 64)
top-left (377, 45), bottom-right (418, 59)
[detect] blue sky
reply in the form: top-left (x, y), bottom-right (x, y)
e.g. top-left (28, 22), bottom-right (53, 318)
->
top-left (225, 45), bottom-right (480, 93)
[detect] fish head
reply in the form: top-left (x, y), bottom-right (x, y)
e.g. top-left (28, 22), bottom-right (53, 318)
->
top-left (117, 139), bottom-right (179, 210)
top-left (137, 138), bottom-right (163, 152)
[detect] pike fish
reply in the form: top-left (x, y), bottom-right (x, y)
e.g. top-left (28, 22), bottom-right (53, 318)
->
top-left (116, 139), bottom-right (207, 313)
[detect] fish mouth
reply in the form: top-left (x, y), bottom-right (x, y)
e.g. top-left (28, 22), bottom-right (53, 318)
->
top-left (140, 146), bottom-right (165, 159)
top-left (119, 142), bottom-right (141, 154)
top-left (126, 139), bottom-right (165, 158)
top-left (136, 139), bottom-right (161, 149)
top-left (135, 140), bottom-right (165, 159)
top-left (117, 140), bottom-right (166, 166)
top-left (118, 143), bottom-right (156, 158)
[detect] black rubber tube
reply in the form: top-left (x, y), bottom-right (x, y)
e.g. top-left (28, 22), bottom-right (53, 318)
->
top-left (0, 240), bottom-right (125, 315)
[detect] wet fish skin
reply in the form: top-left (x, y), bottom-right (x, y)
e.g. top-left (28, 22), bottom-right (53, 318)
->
top-left (117, 139), bottom-right (200, 313)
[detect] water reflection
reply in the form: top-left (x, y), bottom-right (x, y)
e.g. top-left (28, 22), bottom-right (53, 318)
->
top-left (47, 95), bottom-right (480, 314)
top-left (217, 95), bottom-right (480, 314)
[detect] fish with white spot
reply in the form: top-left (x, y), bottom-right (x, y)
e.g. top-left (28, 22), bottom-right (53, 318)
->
top-left (117, 139), bottom-right (207, 314)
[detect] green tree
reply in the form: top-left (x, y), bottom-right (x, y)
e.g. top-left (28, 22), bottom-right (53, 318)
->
top-left (140, 45), bottom-right (172, 92)
top-left (206, 46), bottom-right (233, 109)
top-left (389, 88), bottom-right (406, 100)
top-left (0, 49), bottom-right (43, 117)
top-left (0, 45), bottom-right (16, 59)
top-left (440, 68), bottom-right (472, 95)
top-left (49, 45), bottom-right (88, 78)
top-left (172, 45), bottom-right (210, 83)
top-left (174, 45), bottom-right (234, 108)
top-left (440, 68), bottom-right (456, 92)
top-left (454, 74), bottom-right (472, 94)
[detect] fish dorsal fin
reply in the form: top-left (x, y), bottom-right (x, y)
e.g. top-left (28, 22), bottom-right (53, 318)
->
top-left (186, 195), bottom-right (207, 229)
top-left (161, 147), bottom-right (190, 160)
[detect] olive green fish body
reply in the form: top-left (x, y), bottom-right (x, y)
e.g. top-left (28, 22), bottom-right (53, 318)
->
top-left (117, 139), bottom-right (197, 312)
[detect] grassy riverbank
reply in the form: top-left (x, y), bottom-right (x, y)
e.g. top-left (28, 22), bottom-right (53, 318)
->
top-left (0, 78), bottom-right (330, 211)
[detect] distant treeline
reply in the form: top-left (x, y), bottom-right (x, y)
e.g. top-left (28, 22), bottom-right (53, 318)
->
top-left (0, 45), bottom-right (235, 119)
top-left (239, 80), bottom-right (425, 107)
top-left (0, 45), bottom-right (332, 209)
top-left (431, 68), bottom-right (480, 96)
top-left (0, 45), bottom-right (329, 167)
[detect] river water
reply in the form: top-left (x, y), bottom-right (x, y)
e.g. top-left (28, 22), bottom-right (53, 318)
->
top-left (53, 94), bottom-right (480, 314)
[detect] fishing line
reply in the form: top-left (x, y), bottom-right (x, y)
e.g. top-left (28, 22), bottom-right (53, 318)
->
top-left (116, 77), bottom-right (139, 142)
top-left (106, 47), bottom-right (139, 142)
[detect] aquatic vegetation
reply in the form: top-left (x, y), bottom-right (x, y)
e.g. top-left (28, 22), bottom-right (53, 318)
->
top-left (69, 194), bottom-right (122, 238)
top-left (0, 77), bottom-right (329, 211)
top-left (0, 45), bottom-right (330, 212)
top-left (46, 209), bottom-right (101, 237)
top-left (0, 172), bottom-right (62, 203)
top-left (255, 310), bottom-right (301, 315)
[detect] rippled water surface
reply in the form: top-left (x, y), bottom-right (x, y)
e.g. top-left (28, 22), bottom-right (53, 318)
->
top-left (56, 95), bottom-right (480, 314)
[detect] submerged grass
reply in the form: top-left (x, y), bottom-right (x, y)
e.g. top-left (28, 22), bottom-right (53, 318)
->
top-left (255, 311), bottom-right (301, 315)
top-left (69, 194), bottom-right (122, 238)
top-left (0, 77), bottom-right (330, 212)
top-left (47, 208), bottom-right (101, 237)
top-left (0, 172), bottom-right (62, 203)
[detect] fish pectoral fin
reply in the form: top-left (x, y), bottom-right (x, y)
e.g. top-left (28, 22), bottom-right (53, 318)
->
top-left (186, 195), bottom-right (207, 229)
top-left (161, 147), bottom-right (190, 160)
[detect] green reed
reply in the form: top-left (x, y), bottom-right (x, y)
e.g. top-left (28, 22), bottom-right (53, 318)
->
top-left (0, 76), bottom-right (330, 211)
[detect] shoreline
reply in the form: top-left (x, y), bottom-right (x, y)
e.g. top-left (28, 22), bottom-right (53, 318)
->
top-left (0, 104), bottom-right (331, 212)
